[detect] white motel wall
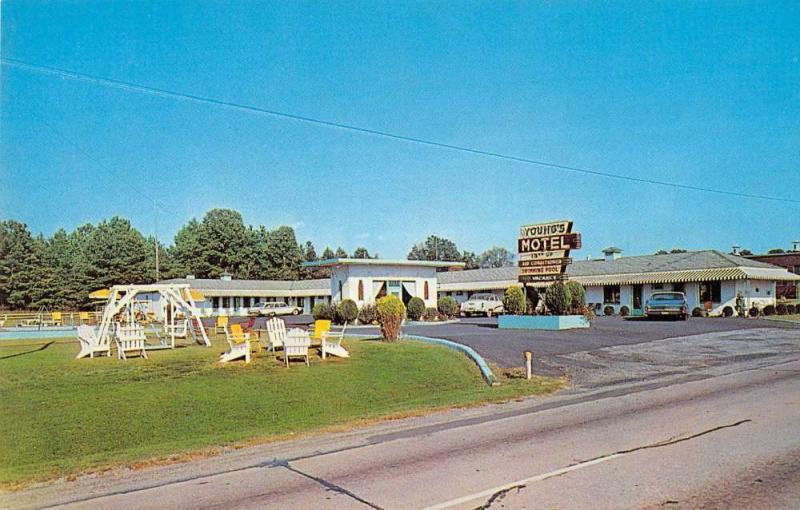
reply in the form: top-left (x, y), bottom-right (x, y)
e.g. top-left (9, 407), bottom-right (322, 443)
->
top-left (157, 250), bottom-right (799, 318)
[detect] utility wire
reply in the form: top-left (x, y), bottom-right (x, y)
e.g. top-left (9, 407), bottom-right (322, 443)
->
top-left (4, 56), bottom-right (799, 205)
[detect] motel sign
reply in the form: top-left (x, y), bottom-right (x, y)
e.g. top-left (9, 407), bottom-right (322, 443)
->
top-left (517, 220), bottom-right (581, 284)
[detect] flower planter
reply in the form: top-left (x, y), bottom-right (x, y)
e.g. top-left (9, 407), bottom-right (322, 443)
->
top-left (497, 314), bottom-right (590, 330)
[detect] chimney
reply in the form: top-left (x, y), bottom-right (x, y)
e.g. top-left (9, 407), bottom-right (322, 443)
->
top-left (220, 272), bottom-right (232, 281)
top-left (186, 274), bottom-right (195, 280)
top-left (731, 245), bottom-right (740, 255)
top-left (793, 240), bottom-right (800, 252)
top-left (602, 247), bottom-right (622, 262)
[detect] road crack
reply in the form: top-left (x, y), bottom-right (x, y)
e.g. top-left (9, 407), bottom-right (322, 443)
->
top-left (472, 419), bottom-right (752, 510)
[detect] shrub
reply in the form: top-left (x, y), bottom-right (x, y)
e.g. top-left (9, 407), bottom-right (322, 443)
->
top-left (544, 282), bottom-right (571, 315)
top-left (582, 306), bottom-right (596, 322)
top-left (749, 306), bottom-right (759, 317)
top-left (503, 286), bottom-right (526, 315)
top-left (619, 305), bottom-right (630, 317)
top-left (406, 297), bottom-right (426, 321)
top-left (376, 295), bottom-right (406, 341)
top-left (787, 304), bottom-right (797, 314)
top-left (692, 307), bottom-right (704, 317)
top-left (357, 304), bottom-right (378, 324)
top-left (722, 306), bottom-right (734, 318)
top-left (776, 303), bottom-right (788, 315)
top-left (763, 304), bottom-right (776, 316)
top-left (565, 281), bottom-right (585, 312)
top-left (336, 299), bottom-right (359, 324)
top-left (424, 307), bottom-right (440, 321)
top-left (603, 305), bottom-right (615, 316)
top-left (438, 296), bottom-right (459, 318)
top-left (312, 302), bottom-right (336, 321)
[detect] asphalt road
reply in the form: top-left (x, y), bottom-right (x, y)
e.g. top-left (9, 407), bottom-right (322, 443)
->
top-left (8, 356), bottom-right (799, 509)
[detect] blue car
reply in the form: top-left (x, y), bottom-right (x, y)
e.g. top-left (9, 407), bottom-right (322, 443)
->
top-left (644, 291), bottom-right (689, 320)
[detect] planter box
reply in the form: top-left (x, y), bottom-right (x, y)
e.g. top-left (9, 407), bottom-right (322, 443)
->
top-left (498, 314), bottom-right (590, 330)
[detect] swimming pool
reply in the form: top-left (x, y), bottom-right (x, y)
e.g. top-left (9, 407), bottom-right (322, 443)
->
top-left (0, 326), bottom-right (78, 340)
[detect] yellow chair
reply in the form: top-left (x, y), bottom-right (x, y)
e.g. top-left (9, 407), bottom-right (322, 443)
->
top-left (79, 311), bottom-right (91, 324)
top-left (214, 316), bottom-right (229, 334)
top-left (309, 320), bottom-right (331, 343)
top-left (51, 312), bottom-right (63, 326)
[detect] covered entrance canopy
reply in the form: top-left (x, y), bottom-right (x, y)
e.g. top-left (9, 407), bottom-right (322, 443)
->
top-left (95, 284), bottom-right (210, 349)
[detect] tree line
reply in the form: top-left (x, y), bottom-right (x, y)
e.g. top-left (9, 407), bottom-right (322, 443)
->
top-left (0, 209), bottom-right (515, 310)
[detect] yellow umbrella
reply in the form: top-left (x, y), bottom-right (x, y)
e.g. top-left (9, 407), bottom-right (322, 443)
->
top-left (88, 288), bottom-right (111, 300)
top-left (187, 289), bottom-right (206, 301)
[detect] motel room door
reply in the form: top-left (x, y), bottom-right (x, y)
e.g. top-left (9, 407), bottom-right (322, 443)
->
top-left (632, 285), bottom-right (643, 315)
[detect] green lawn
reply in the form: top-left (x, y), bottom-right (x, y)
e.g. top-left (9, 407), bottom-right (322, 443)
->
top-left (0, 334), bottom-right (562, 488)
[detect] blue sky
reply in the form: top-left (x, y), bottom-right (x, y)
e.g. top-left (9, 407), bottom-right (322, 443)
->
top-left (2, 1), bottom-right (798, 259)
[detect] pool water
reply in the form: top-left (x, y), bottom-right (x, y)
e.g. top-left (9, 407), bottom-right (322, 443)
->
top-left (0, 327), bottom-right (78, 340)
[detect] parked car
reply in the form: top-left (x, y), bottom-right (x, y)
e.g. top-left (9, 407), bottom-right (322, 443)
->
top-left (644, 291), bottom-right (689, 320)
top-left (460, 293), bottom-right (505, 317)
top-left (249, 301), bottom-right (302, 317)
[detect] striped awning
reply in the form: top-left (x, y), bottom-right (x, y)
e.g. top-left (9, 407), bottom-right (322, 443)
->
top-left (572, 267), bottom-right (800, 287)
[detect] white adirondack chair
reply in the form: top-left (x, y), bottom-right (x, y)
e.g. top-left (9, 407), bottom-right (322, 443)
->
top-left (115, 323), bottom-right (148, 360)
top-left (321, 321), bottom-right (349, 359)
top-left (220, 324), bottom-right (251, 363)
top-left (283, 329), bottom-right (311, 367)
top-left (264, 318), bottom-right (287, 352)
top-left (76, 324), bottom-right (111, 358)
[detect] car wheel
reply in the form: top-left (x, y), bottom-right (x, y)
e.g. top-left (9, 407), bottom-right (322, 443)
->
top-left (292, 309), bottom-right (300, 315)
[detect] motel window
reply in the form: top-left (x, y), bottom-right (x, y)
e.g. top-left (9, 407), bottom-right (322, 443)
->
top-left (358, 280), bottom-right (364, 301)
top-left (338, 280), bottom-right (343, 300)
top-left (794, 265), bottom-right (800, 275)
top-left (603, 285), bottom-right (621, 304)
top-left (456, 291), bottom-right (463, 296)
top-left (652, 283), bottom-right (664, 290)
top-left (424, 281), bottom-right (430, 300)
top-left (212, 297), bottom-right (220, 308)
top-left (673, 282), bottom-right (685, 293)
top-left (243, 297), bottom-right (251, 308)
top-left (699, 281), bottom-right (721, 303)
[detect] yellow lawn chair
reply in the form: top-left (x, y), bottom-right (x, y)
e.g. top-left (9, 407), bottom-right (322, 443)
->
top-left (220, 323), bottom-right (251, 363)
top-left (214, 316), bottom-right (229, 335)
top-left (309, 320), bottom-right (331, 344)
top-left (50, 312), bottom-right (63, 326)
top-left (79, 311), bottom-right (91, 325)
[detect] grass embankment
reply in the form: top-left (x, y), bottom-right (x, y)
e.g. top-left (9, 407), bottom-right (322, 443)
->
top-left (0, 334), bottom-right (562, 488)
top-left (766, 314), bottom-right (800, 323)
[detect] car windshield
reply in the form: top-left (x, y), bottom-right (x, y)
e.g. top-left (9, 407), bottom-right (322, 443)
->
top-left (472, 294), bottom-right (492, 300)
top-left (651, 292), bottom-right (684, 301)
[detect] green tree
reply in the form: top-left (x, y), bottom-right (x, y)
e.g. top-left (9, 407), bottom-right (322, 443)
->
top-left (479, 247), bottom-right (514, 268)
top-left (198, 209), bottom-right (250, 278)
top-left (768, 248), bottom-right (785, 254)
top-left (263, 226), bottom-right (303, 280)
top-left (352, 247), bottom-right (372, 259)
top-left (0, 221), bottom-right (43, 309)
top-left (408, 235), bottom-right (463, 262)
top-left (670, 249), bottom-right (687, 254)
top-left (334, 247), bottom-right (348, 258)
top-left (461, 250), bottom-right (479, 269)
top-left (85, 217), bottom-right (150, 289)
top-left (655, 250), bottom-right (668, 255)
top-left (172, 219), bottom-right (210, 278)
top-left (321, 247), bottom-right (335, 260)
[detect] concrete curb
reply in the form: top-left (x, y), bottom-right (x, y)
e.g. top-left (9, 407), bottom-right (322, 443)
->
top-left (341, 319), bottom-right (461, 330)
top-left (347, 333), bottom-right (497, 386)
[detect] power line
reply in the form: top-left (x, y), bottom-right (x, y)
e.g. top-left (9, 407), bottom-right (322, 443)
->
top-left (4, 56), bottom-right (799, 205)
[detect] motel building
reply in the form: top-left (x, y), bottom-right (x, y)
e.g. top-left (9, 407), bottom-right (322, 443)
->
top-left (158, 249), bottom-right (800, 318)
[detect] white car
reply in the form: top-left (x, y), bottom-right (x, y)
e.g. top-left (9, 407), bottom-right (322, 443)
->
top-left (249, 301), bottom-right (302, 317)
top-left (460, 293), bottom-right (505, 317)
